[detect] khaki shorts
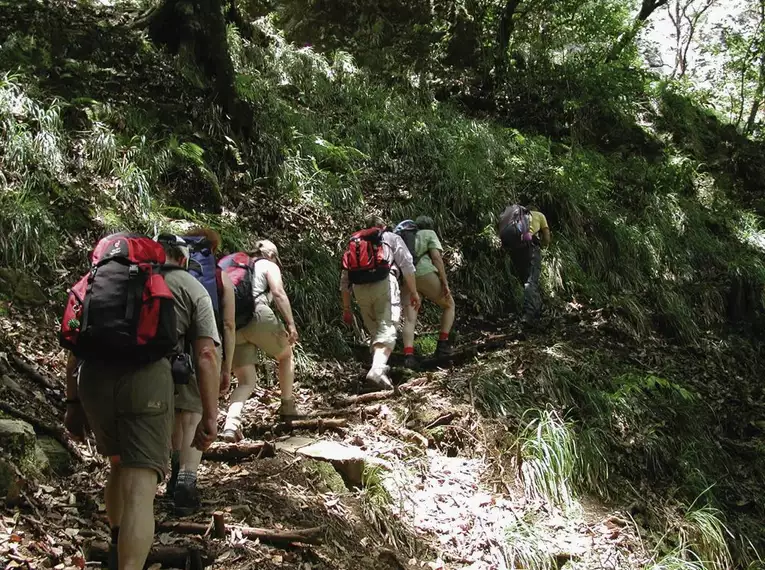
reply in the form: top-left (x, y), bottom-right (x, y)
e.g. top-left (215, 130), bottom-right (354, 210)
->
top-left (353, 274), bottom-right (400, 349)
top-left (79, 358), bottom-right (173, 480)
top-left (404, 271), bottom-right (449, 306)
top-left (232, 304), bottom-right (289, 368)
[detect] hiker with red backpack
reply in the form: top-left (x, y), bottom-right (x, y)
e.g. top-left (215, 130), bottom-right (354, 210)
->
top-left (219, 239), bottom-right (299, 442)
top-left (498, 204), bottom-right (552, 324)
top-left (341, 214), bottom-right (421, 390)
top-left (61, 233), bottom-right (220, 570)
top-left (396, 216), bottom-right (456, 368)
top-left (164, 228), bottom-right (236, 515)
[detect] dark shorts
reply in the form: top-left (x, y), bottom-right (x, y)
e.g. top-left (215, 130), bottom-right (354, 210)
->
top-left (79, 358), bottom-right (174, 480)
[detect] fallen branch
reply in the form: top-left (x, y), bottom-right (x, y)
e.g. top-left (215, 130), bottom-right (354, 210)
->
top-left (381, 424), bottom-right (428, 448)
top-left (202, 440), bottom-right (276, 461)
top-left (249, 418), bottom-right (348, 437)
top-left (0, 401), bottom-right (84, 462)
top-left (10, 354), bottom-right (60, 393)
top-left (155, 520), bottom-right (323, 545)
top-left (332, 377), bottom-right (428, 408)
top-left (87, 541), bottom-right (212, 569)
top-left (425, 412), bottom-right (457, 430)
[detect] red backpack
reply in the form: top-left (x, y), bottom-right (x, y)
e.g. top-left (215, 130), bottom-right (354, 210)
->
top-left (59, 234), bottom-right (178, 364)
top-left (218, 252), bottom-right (263, 329)
top-left (342, 227), bottom-right (391, 285)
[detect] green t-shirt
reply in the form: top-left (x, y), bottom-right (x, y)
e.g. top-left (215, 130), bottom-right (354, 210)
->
top-left (414, 229), bottom-right (442, 277)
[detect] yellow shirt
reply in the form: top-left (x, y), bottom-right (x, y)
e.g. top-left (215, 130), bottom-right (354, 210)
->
top-left (530, 211), bottom-right (549, 236)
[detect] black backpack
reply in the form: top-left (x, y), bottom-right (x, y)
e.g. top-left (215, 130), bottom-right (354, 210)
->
top-left (394, 220), bottom-right (421, 265)
top-left (499, 205), bottom-right (533, 249)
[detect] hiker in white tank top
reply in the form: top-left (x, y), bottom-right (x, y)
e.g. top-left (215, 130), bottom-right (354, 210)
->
top-left (221, 239), bottom-right (300, 442)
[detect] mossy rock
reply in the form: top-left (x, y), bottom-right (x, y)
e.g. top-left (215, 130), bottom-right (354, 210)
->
top-left (304, 459), bottom-right (348, 494)
top-left (37, 436), bottom-right (72, 476)
top-left (0, 419), bottom-right (36, 460)
top-left (0, 268), bottom-right (47, 306)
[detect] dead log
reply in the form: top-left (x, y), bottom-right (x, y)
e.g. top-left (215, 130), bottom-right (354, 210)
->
top-left (425, 413), bottom-right (457, 430)
top-left (10, 354), bottom-right (60, 393)
top-left (202, 441), bottom-right (275, 461)
top-left (332, 377), bottom-right (428, 408)
top-left (87, 541), bottom-right (212, 569)
top-left (249, 418), bottom-right (348, 437)
top-left (0, 401), bottom-right (84, 462)
top-left (212, 512), bottom-right (226, 539)
top-left (155, 520), bottom-right (323, 545)
top-left (381, 424), bottom-right (428, 448)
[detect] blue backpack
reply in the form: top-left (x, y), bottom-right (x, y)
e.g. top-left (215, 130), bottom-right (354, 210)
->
top-left (183, 236), bottom-right (222, 327)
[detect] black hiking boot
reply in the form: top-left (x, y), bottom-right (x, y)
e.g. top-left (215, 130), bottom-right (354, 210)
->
top-left (403, 354), bottom-right (418, 370)
top-left (174, 481), bottom-right (201, 516)
top-left (435, 339), bottom-right (453, 358)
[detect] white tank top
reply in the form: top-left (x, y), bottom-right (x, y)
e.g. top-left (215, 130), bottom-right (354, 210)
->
top-left (252, 258), bottom-right (274, 306)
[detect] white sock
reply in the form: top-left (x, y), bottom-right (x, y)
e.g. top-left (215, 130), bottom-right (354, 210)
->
top-left (224, 402), bottom-right (245, 432)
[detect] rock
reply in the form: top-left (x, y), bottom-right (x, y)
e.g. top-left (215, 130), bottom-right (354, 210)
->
top-left (32, 444), bottom-right (50, 474)
top-left (0, 419), bottom-right (36, 460)
top-left (0, 374), bottom-right (23, 394)
top-left (0, 268), bottom-right (47, 306)
top-left (226, 504), bottom-right (252, 520)
top-left (0, 457), bottom-right (18, 497)
top-left (297, 440), bottom-right (366, 489)
top-left (37, 436), bottom-right (72, 475)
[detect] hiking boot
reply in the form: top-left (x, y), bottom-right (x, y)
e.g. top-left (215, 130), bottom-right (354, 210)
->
top-left (403, 354), bottom-right (418, 370)
top-left (174, 481), bottom-right (201, 516)
top-left (220, 428), bottom-right (243, 443)
top-left (166, 459), bottom-right (180, 498)
top-left (435, 339), bottom-right (453, 358)
top-left (366, 366), bottom-right (394, 391)
top-left (278, 398), bottom-right (300, 422)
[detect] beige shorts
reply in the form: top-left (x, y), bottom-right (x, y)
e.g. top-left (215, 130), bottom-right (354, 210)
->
top-left (79, 358), bottom-right (173, 480)
top-left (402, 271), bottom-right (451, 307)
top-left (353, 274), bottom-right (400, 350)
top-left (232, 304), bottom-right (289, 368)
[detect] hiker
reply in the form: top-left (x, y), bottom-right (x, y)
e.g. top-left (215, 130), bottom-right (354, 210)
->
top-left (62, 233), bottom-right (220, 570)
top-left (497, 204), bottom-right (552, 323)
top-left (165, 228), bottom-right (236, 513)
top-left (341, 214), bottom-right (421, 390)
top-left (220, 240), bottom-right (299, 442)
top-left (397, 216), bottom-right (456, 368)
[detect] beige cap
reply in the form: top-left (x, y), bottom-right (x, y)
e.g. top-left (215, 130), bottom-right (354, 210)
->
top-left (254, 239), bottom-right (282, 267)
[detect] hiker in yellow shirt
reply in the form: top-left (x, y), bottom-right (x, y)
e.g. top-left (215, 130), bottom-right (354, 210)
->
top-left (498, 204), bottom-right (552, 323)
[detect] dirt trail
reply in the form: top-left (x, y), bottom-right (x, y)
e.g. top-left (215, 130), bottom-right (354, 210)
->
top-left (0, 305), bottom-right (646, 570)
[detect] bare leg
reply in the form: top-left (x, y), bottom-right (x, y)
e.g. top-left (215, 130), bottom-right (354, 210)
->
top-left (117, 466), bottom-right (157, 570)
top-left (224, 364), bottom-right (258, 433)
top-left (276, 347), bottom-right (294, 402)
top-left (105, 457), bottom-right (123, 529)
top-left (178, 411), bottom-right (203, 473)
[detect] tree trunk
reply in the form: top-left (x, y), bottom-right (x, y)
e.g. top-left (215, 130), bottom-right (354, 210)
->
top-left (745, 51), bottom-right (765, 134)
top-left (607, 0), bottom-right (670, 62)
top-left (495, 0), bottom-right (523, 76)
top-left (147, 0), bottom-right (251, 129)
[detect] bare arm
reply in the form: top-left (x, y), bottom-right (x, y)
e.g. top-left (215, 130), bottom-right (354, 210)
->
top-left (65, 351), bottom-right (78, 400)
top-left (192, 337), bottom-right (219, 450)
top-left (342, 289), bottom-right (352, 312)
top-left (220, 272), bottom-right (236, 381)
top-left (266, 264), bottom-right (298, 342)
top-left (429, 249), bottom-right (450, 294)
top-left (539, 227), bottom-right (552, 248)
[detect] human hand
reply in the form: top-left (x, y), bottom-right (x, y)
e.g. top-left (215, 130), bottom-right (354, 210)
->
top-left (192, 415), bottom-right (217, 451)
top-left (441, 281), bottom-right (451, 300)
top-left (287, 324), bottom-right (299, 345)
top-left (342, 309), bottom-right (353, 326)
top-left (410, 292), bottom-right (422, 313)
top-left (64, 402), bottom-right (90, 441)
top-left (220, 369), bottom-right (231, 394)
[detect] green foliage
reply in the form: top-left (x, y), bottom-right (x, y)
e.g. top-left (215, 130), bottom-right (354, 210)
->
top-left (505, 514), bottom-right (555, 570)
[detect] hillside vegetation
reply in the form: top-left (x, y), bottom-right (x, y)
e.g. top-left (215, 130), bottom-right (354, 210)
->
top-left (3, 0), bottom-right (765, 568)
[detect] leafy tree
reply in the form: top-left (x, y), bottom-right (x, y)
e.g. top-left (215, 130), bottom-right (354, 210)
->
top-left (667, 0), bottom-right (718, 78)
